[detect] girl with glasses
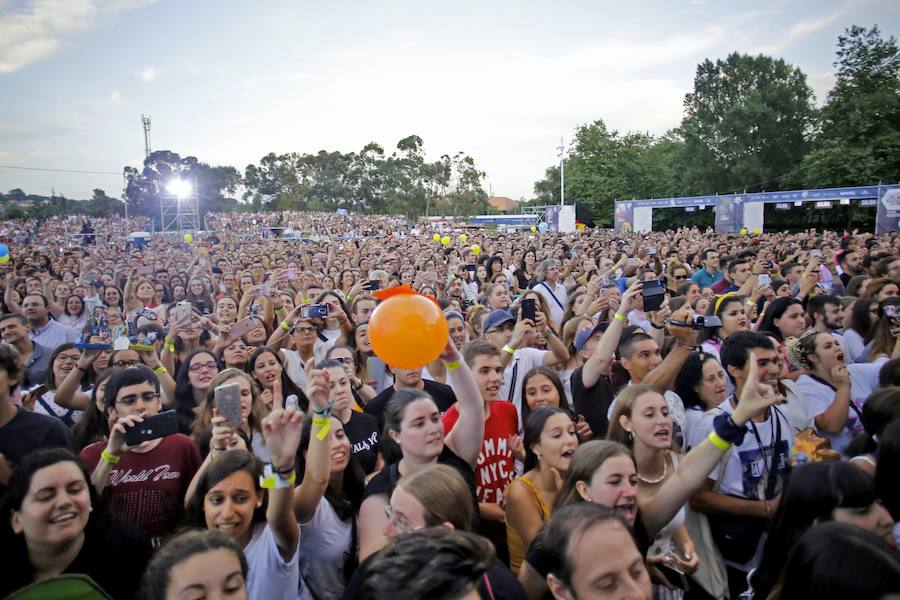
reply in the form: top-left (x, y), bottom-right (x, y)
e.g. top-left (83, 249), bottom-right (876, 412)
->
top-left (174, 350), bottom-right (221, 434)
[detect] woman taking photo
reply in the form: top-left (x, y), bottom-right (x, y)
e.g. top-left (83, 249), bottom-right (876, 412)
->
top-left (174, 349), bottom-right (221, 434)
top-left (505, 407), bottom-right (579, 574)
top-left (0, 449), bottom-right (151, 599)
top-left (192, 368), bottom-right (268, 461)
top-left (357, 339), bottom-right (485, 561)
top-left (184, 407), bottom-right (303, 600)
top-left (697, 294), bottom-right (751, 362)
top-left (292, 367), bottom-right (366, 599)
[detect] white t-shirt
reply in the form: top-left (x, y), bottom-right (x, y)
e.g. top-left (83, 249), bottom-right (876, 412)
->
top-left (281, 338), bottom-right (337, 390)
top-left (534, 280), bottom-right (568, 326)
top-left (795, 361), bottom-right (882, 454)
top-left (34, 390), bottom-right (84, 425)
top-left (298, 499), bottom-right (353, 600)
top-left (500, 346), bottom-right (548, 427)
top-left (243, 523), bottom-right (300, 600)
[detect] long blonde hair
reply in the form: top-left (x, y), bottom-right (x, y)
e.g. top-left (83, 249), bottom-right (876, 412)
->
top-left (606, 384), bottom-right (664, 448)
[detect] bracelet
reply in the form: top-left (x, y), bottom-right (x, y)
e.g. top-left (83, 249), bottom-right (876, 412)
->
top-left (153, 365), bottom-right (167, 375)
top-left (101, 448), bottom-right (121, 464)
top-left (707, 431), bottom-right (732, 451)
top-left (312, 415), bottom-right (331, 440)
top-left (501, 345), bottom-right (516, 355)
top-left (443, 359), bottom-right (461, 371)
top-left (312, 401), bottom-right (333, 417)
top-left (674, 341), bottom-right (700, 351)
top-left (649, 321), bottom-right (664, 329)
top-left (164, 336), bottom-right (175, 345)
top-left (346, 294), bottom-right (353, 302)
top-left (614, 312), bottom-right (627, 322)
top-left (164, 343), bottom-right (175, 353)
top-left (745, 300), bottom-right (756, 307)
top-left (259, 464), bottom-right (296, 489)
top-left (75, 364), bottom-right (88, 372)
top-left (272, 462), bottom-right (295, 475)
top-left (280, 321), bottom-right (291, 331)
top-left (712, 412), bottom-right (748, 445)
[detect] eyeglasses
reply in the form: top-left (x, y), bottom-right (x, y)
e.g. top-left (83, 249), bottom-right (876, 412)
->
top-left (113, 360), bottom-right (140, 368)
top-left (383, 505), bottom-right (421, 534)
top-left (116, 392), bottom-right (160, 406)
top-left (672, 275), bottom-right (688, 280)
top-left (189, 362), bottom-right (219, 373)
top-left (56, 354), bottom-right (80, 364)
top-left (331, 356), bottom-right (355, 366)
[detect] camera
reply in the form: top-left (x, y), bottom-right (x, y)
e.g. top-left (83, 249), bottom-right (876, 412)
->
top-left (668, 315), bottom-right (722, 330)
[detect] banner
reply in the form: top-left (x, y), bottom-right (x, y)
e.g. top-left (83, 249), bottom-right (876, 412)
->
top-left (715, 196), bottom-right (743, 234)
top-left (614, 201), bottom-right (633, 233)
top-left (543, 206), bottom-right (560, 232)
top-left (876, 186), bottom-right (900, 234)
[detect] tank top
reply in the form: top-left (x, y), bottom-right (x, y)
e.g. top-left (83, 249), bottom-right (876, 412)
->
top-left (646, 452), bottom-right (686, 558)
top-left (505, 475), bottom-right (551, 574)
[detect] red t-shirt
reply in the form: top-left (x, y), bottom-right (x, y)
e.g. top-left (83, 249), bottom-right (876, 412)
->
top-left (80, 433), bottom-right (200, 543)
top-left (442, 400), bottom-right (518, 505)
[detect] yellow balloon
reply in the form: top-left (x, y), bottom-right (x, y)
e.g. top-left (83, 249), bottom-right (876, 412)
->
top-left (0, 255), bottom-right (8, 264)
top-left (459, 234), bottom-right (468, 243)
top-left (753, 229), bottom-right (761, 235)
top-left (183, 233), bottom-right (193, 243)
top-left (432, 233), bottom-right (441, 242)
top-left (441, 236), bottom-right (451, 246)
top-left (740, 228), bottom-right (748, 236)
top-left (530, 226), bottom-right (537, 233)
top-left (471, 244), bottom-right (481, 256)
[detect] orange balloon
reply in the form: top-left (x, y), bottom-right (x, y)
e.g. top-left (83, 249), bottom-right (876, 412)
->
top-left (369, 293), bottom-right (448, 369)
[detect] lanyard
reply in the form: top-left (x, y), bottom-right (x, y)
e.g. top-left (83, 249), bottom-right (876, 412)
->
top-left (808, 373), bottom-right (865, 425)
top-left (748, 407), bottom-right (783, 499)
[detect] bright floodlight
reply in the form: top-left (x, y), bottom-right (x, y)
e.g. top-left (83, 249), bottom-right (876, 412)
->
top-left (166, 178), bottom-right (192, 198)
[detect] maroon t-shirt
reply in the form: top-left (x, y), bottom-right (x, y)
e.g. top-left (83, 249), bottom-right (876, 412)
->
top-left (81, 433), bottom-right (200, 543)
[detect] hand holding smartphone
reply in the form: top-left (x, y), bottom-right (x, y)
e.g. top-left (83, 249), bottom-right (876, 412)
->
top-left (124, 410), bottom-right (178, 446)
top-left (214, 384), bottom-right (243, 427)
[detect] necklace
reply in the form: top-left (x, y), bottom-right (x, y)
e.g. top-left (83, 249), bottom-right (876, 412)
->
top-left (637, 453), bottom-right (668, 485)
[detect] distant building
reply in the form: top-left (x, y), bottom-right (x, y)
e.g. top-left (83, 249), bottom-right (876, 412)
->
top-left (488, 196), bottom-right (518, 213)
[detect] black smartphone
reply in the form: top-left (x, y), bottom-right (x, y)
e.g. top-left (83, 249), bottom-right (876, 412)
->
top-left (465, 264), bottom-right (476, 273)
top-left (521, 298), bottom-right (536, 323)
top-left (301, 304), bottom-right (330, 318)
top-left (367, 279), bottom-right (381, 291)
top-left (641, 280), bottom-right (666, 312)
top-left (124, 410), bottom-right (178, 446)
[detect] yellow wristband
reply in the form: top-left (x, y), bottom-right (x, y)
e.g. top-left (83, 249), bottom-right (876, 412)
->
top-left (280, 321), bottom-right (291, 331)
top-left (501, 345), bottom-right (516, 355)
top-left (101, 449), bottom-right (121, 464)
top-left (443, 359), bottom-right (461, 371)
top-left (164, 336), bottom-right (175, 345)
top-left (259, 466), bottom-right (297, 489)
top-left (708, 431), bottom-right (732, 451)
top-left (153, 366), bottom-right (167, 375)
top-left (313, 415), bottom-right (331, 440)
top-left (614, 313), bottom-right (627, 322)
top-left (164, 343), bottom-right (175, 353)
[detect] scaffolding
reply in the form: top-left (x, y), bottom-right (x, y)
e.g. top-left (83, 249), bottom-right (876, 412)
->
top-left (159, 183), bottom-right (201, 234)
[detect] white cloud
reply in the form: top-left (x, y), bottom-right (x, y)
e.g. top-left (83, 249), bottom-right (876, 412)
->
top-left (757, 7), bottom-right (847, 53)
top-left (0, 0), bottom-right (158, 75)
top-left (137, 65), bottom-right (157, 80)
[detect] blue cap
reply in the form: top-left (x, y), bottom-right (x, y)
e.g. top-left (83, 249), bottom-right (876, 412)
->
top-left (482, 309), bottom-right (515, 334)
top-left (574, 322), bottom-right (607, 351)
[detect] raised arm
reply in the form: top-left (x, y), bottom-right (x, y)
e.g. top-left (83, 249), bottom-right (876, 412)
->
top-left (293, 369), bottom-right (332, 523)
top-left (442, 339), bottom-right (486, 467)
top-left (813, 364), bottom-right (852, 435)
top-left (54, 348), bottom-right (97, 410)
top-left (536, 309), bottom-right (569, 366)
top-left (581, 281), bottom-right (642, 388)
top-left (645, 351), bottom-right (785, 534)
top-left (642, 309), bottom-right (698, 395)
top-left (262, 407), bottom-right (302, 561)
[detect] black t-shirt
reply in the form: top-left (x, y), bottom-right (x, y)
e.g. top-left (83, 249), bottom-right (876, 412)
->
top-left (343, 410), bottom-right (380, 474)
top-left (0, 405), bottom-right (73, 464)
top-left (365, 380), bottom-right (457, 431)
top-left (343, 553), bottom-right (525, 600)
top-left (363, 445), bottom-right (476, 503)
top-left (571, 366), bottom-right (627, 439)
top-left (0, 509), bottom-right (151, 599)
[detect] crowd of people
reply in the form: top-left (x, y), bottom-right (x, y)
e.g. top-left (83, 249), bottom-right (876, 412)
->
top-left (0, 210), bottom-right (898, 600)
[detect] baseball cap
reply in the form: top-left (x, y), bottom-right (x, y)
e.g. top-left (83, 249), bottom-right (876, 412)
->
top-left (482, 309), bottom-right (515, 334)
top-left (574, 322), bottom-right (608, 351)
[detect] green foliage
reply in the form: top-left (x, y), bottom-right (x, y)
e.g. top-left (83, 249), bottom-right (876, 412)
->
top-left (240, 137), bottom-right (488, 217)
top-left (0, 187), bottom-right (125, 219)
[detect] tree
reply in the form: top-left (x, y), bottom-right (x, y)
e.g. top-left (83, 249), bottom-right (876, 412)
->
top-left (801, 25), bottom-right (900, 187)
top-left (680, 52), bottom-right (816, 195)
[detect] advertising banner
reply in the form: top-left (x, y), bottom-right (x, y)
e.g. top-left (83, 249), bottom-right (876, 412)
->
top-left (614, 201), bottom-right (633, 233)
top-left (876, 186), bottom-right (900, 234)
top-left (715, 196), bottom-right (743, 234)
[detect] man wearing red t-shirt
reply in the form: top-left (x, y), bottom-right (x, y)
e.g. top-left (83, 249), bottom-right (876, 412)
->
top-left (442, 340), bottom-right (519, 561)
top-left (81, 366), bottom-right (200, 545)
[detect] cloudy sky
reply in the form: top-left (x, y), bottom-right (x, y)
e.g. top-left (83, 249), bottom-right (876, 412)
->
top-left (1, 0), bottom-right (898, 203)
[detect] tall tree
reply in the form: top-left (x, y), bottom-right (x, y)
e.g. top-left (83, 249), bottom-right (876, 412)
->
top-left (801, 25), bottom-right (900, 187)
top-left (680, 52), bottom-right (816, 195)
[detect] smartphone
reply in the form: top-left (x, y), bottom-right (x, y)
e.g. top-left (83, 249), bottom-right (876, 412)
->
top-left (124, 410), bottom-right (178, 446)
top-left (174, 301), bottom-right (192, 325)
top-left (254, 283), bottom-right (271, 297)
top-left (367, 279), bottom-right (381, 291)
top-left (521, 298), bottom-right (536, 323)
top-left (229, 317), bottom-right (258, 339)
top-left (137, 265), bottom-right (154, 276)
top-left (465, 264), bottom-right (477, 273)
top-left (284, 268), bottom-right (299, 280)
top-left (301, 304), bottom-right (329, 318)
top-left (214, 383), bottom-right (242, 427)
top-left (367, 356), bottom-right (387, 385)
top-left (641, 280), bottom-right (666, 312)
top-left (757, 274), bottom-right (771, 287)
top-left (646, 247), bottom-right (657, 255)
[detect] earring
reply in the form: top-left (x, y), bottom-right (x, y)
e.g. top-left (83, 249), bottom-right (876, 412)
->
top-left (535, 453), bottom-right (542, 461)
top-left (626, 430), bottom-right (634, 442)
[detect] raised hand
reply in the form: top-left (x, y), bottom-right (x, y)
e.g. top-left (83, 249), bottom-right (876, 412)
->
top-left (732, 351), bottom-right (785, 427)
top-left (263, 407), bottom-right (304, 472)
